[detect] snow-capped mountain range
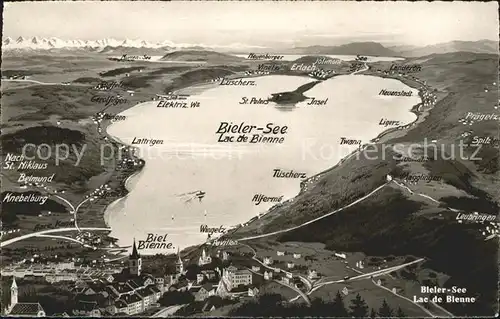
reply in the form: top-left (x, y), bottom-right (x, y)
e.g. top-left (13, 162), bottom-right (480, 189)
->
top-left (3, 36), bottom-right (174, 50)
top-left (2, 36), bottom-right (267, 52)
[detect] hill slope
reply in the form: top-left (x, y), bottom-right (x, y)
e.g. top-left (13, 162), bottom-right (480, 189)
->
top-left (160, 50), bottom-right (242, 62)
top-left (395, 40), bottom-right (498, 57)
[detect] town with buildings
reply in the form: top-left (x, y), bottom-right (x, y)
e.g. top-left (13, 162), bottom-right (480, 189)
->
top-left (3, 234), bottom-right (385, 317)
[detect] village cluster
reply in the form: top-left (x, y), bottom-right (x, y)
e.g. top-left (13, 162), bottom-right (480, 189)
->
top-left (244, 70), bottom-right (271, 76)
top-left (308, 68), bottom-right (334, 79)
top-left (1, 74), bottom-right (30, 80)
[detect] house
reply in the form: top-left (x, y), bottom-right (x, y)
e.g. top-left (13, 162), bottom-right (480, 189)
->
top-left (197, 273), bottom-right (205, 284)
top-left (189, 286), bottom-right (210, 301)
top-left (307, 269), bottom-right (318, 280)
top-left (335, 252), bottom-right (347, 259)
top-left (248, 286), bottom-right (259, 297)
top-left (202, 295), bottom-right (226, 312)
top-left (201, 270), bottom-right (217, 281)
top-left (293, 253), bottom-right (301, 259)
top-left (112, 300), bottom-right (128, 314)
top-left (155, 277), bottom-right (167, 293)
top-left (105, 274), bottom-right (115, 283)
top-left (120, 293), bottom-right (143, 315)
top-left (72, 300), bottom-right (102, 317)
top-left (199, 283), bottom-right (218, 297)
top-left (263, 257), bottom-right (273, 265)
top-left (52, 312), bottom-right (70, 317)
top-left (6, 278), bottom-right (46, 317)
top-left (251, 266), bottom-right (261, 272)
top-left (277, 251), bottom-right (285, 256)
top-left (221, 266), bottom-right (253, 291)
top-left (284, 271), bottom-right (293, 279)
top-left (287, 262), bottom-right (294, 269)
top-left (282, 277), bottom-right (290, 285)
top-left (206, 284), bottom-right (218, 297)
top-left (264, 271), bottom-right (273, 280)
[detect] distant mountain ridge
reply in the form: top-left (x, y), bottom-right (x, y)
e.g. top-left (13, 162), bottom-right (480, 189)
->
top-left (291, 42), bottom-right (398, 56)
top-left (289, 40), bottom-right (498, 57)
top-left (3, 36), bottom-right (176, 51)
top-left (1, 36), bottom-right (267, 53)
top-left (391, 40), bottom-right (498, 57)
top-left (3, 37), bottom-right (497, 58)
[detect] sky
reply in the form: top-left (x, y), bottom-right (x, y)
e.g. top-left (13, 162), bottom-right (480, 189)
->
top-left (3, 1), bottom-right (499, 47)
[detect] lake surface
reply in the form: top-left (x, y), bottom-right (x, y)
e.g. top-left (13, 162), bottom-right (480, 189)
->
top-left (106, 74), bottom-right (418, 254)
top-left (232, 54), bottom-right (405, 62)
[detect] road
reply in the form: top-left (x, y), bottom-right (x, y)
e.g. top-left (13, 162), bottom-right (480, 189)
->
top-left (290, 258), bottom-right (425, 302)
top-left (247, 267), bottom-right (311, 306)
top-left (240, 243), bottom-right (310, 305)
top-left (347, 258), bottom-right (425, 282)
top-left (307, 258), bottom-right (425, 296)
top-left (351, 62), bottom-right (369, 75)
top-left (0, 227), bottom-right (111, 247)
top-left (52, 194), bottom-right (91, 231)
top-left (2, 79), bottom-right (70, 85)
top-left (238, 182), bottom-right (389, 241)
top-left (392, 180), bottom-right (459, 212)
top-left (151, 305), bottom-right (186, 317)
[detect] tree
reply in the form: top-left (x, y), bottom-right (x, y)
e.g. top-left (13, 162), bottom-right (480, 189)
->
top-left (370, 308), bottom-right (377, 318)
top-left (349, 293), bottom-right (369, 317)
top-left (158, 290), bottom-right (194, 306)
top-left (396, 307), bottom-right (407, 317)
top-left (310, 297), bottom-right (329, 317)
top-left (331, 291), bottom-right (348, 316)
top-left (184, 264), bottom-right (201, 280)
top-left (378, 299), bottom-right (394, 317)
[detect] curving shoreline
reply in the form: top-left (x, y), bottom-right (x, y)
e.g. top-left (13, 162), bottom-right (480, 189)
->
top-left (297, 66), bottom-right (436, 188)
top-left (98, 61), bottom-right (433, 253)
top-left (96, 115), bottom-right (146, 240)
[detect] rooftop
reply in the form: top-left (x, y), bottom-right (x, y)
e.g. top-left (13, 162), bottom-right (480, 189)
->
top-left (10, 303), bottom-right (44, 315)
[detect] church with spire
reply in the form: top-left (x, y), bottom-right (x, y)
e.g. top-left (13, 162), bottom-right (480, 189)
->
top-left (80, 238), bottom-right (164, 315)
top-left (5, 278), bottom-right (46, 317)
top-left (128, 239), bottom-right (142, 276)
top-left (175, 247), bottom-right (184, 275)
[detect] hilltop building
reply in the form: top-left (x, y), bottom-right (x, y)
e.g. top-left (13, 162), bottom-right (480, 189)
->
top-left (198, 249), bottom-right (212, 266)
top-left (308, 269), bottom-right (318, 279)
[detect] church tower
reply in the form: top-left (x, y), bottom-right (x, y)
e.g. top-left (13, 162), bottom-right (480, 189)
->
top-left (10, 277), bottom-right (18, 312)
top-left (129, 239), bottom-right (142, 276)
top-left (198, 248), bottom-right (212, 266)
top-left (175, 247), bottom-right (184, 274)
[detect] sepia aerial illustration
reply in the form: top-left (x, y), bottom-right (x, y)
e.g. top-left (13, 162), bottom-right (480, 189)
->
top-left (1, 1), bottom-right (499, 317)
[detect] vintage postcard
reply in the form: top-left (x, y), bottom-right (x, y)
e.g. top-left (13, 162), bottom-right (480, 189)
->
top-left (1, 1), bottom-right (499, 317)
